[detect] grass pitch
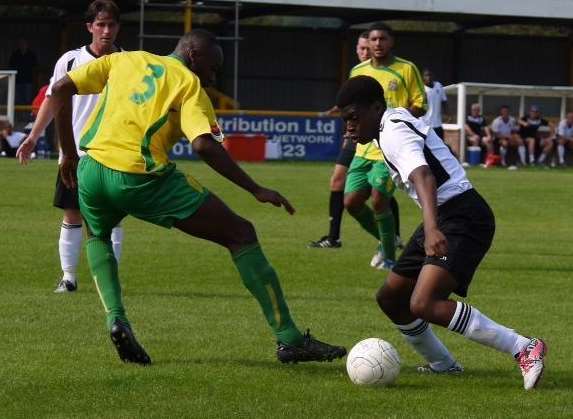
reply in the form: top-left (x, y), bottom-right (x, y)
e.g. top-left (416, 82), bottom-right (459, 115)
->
top-left (1, 160), bottom-right (571, 418)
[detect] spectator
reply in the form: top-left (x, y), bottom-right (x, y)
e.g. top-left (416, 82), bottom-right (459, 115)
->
top-left (421, 68), bottom-right (448, 139)
top-left (491, 105), bottom-right (525, 170)
top-left (464, 103), bottom-right (493, 162)
top-left (9, 39), bottom-right (38, 105)
top-left (556, 111), bottom-right (573, 167)
top-left (518, 105), bottom-right (553, 166)
top-left (0, 123), bottom-right (26, 157)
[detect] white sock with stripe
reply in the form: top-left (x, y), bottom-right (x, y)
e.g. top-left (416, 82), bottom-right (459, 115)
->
top-left (447, 302), bottom-right (530, 357)
top-left (397, 319), bottom-right (456, 372)
top-left (59, 223), bottom-right (82, 282)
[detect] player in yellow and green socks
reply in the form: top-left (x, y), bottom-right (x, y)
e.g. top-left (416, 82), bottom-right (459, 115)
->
top-left (47, 29), bottom-right (346, 365)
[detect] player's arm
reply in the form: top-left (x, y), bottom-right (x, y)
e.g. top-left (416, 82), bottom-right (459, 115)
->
top-left (191, 135), bottom-right (294, 214)
top-left (407, 65), bottom-right (427, 118)
top-left (51, 75), bottom-right (79, 189)
top-left (382, 118), bottom-right (445, 257)
top-left (16, 97), bottom-right (56, 164)
top-left (408, 166), bottom-right (447, 257)
top-left (16, 54), bottom-right (70, 165)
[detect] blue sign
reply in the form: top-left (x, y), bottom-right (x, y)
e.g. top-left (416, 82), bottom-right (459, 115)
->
top-left (170, 114), bottom-right (343, 161)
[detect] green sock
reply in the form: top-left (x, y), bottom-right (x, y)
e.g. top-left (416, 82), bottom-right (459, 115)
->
top-left (86, 237), bottom-right (129, 330)
top-left (233, 243), bottom-right (303, 346)
top-left (375, 209), bottom-right (396, 261)
top-left (351, 205), bottom-right (380, 241)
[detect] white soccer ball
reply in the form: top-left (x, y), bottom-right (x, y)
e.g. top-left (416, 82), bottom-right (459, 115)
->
top-left (346, 338), bottom-right (400, 386)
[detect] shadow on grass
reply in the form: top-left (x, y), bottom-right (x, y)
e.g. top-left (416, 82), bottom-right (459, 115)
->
top-left (125, 289), bottom-right (374, 304)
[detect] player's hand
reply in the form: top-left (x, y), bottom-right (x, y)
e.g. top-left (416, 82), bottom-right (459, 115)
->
top-left (424, 226), bottom-right (448, 258)
top-left (253, 187), bottom-right (295, 215)
top-left (16, 135), bottom-right (39, 165)
top-left (59, 155), bottom-right (79, 190)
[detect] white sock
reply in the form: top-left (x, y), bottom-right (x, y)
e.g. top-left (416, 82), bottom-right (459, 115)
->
top-left (448, 302), bottom-right (530, 357)
top-left (59, 223), bottom-right (82, 282)
top-left (537, 153), bottom-right (546, 164)
top-left (111, 226), bottom-right (124, 263)
top-left (518, 146), bottom-right (526, 165)
top-left (397, 319), bottom-right (456, 371)
top-left (558, 144), bottom-right (565, 164)
top-left (500, 147), bottom-right (507, 165)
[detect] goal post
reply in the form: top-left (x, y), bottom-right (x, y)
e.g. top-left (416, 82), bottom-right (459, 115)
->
top-left (443, 82), bottom-right (573, 162)
top-left (0, 70), bottom-right (16, 125)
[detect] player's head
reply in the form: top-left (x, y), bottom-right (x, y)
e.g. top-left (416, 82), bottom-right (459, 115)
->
top-left (368, 22), bottom-right (394, 60)
top-left (529, 104), bottom-right (541, 118)
top-left (356, 31), bottom-right (370, 62)
top-left (85, 0), bottom-right (120, 48)
top-left (470, 103), bottom-right (481, 116)
top-left (174, 29), bottom-right (223, 87)
top-left (566, 111), bottom-right (573, 124)
top-left (423, 68), bottom-right (433, 85)
top-left (336, 76), bottom-right (387, 144)
top-left (499, 105), bottom-right (510, 118)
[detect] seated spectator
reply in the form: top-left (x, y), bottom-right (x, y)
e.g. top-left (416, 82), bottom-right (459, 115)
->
top-left (464, 103), bottom-right (493, 161)
top-left (518, 105), bottom-right (553, 166)
top-left (556, 111), bottom-right (573, 167)
top-left (0, 123), bottom-right (27, 157)
top-left (491, 105), bottom-right (525, 170)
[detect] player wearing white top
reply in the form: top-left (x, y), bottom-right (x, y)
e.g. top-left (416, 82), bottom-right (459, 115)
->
top-left (17, 0), bottom-right (123, 293)
top-left (336, 75), bottom-right (547, 391)
top-left (556, 112), bottom-right (573, 166)
top-left (491, 105), bottom-right (525, 169)
top-left (421, 69), bottom-right (447, 140)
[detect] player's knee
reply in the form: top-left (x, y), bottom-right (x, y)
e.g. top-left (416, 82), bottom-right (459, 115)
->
top-left (232, 218), bottom-right (258, 248)
top-left (376, 286), bottom-right (398, 316)
top-left (409, 295), bottom-right (432, 320)
top-left (330, 174), bottom-right (345, 191)
top-left (344, 194), bottom-right (360, 214)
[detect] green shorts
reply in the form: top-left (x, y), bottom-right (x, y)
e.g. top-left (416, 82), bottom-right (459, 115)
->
top-left (78, 155), bottom-right (209, 238)
top-left (344, 156), bottom-right (395, 197)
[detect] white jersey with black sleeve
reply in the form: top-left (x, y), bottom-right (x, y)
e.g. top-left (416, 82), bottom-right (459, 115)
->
top-left (375, 107), bottom-right (473, 207)
top-left (47, 45), bottom-right (120, 163)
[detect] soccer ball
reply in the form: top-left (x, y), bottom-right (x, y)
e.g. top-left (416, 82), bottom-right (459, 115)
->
top-left (346, 338), bottom-right (400, 386)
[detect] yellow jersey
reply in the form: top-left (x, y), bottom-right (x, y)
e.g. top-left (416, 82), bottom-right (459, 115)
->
top-left (350, 56), bottom-right (426, 161)
top-left (68, 51), bottom-right (222, 174)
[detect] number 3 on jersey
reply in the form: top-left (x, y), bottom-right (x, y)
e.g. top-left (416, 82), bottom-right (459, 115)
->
top-left (130, 64), bottom-right (165, 105)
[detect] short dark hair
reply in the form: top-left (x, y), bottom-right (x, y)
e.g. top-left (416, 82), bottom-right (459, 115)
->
top-left (336, 76), bottom-right (386, 109)
top-left (368, 22), bottom-right (394, 38)
top-left (358, 31), bottom-right (369, 40)
top-left (175, 29), bottom-right (218, 53)
top-left (500, 105), bottom-right (510, 111)
top-left (85, 0), bottom-right (120, 23)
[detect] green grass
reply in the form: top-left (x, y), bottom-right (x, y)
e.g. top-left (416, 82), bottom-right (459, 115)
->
top-left (1, 160), bottom-right (572, 418)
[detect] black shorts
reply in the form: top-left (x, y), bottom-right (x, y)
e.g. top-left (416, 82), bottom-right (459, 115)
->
top-left (335, 138), bottom-right (357, 167)
top-left (392, 189), bottom-right (495, 297)
top-left (53, 170), bottom-right (80, 210)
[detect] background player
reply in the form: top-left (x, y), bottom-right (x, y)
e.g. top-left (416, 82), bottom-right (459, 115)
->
top-left (344, 22), bottom-right (426, 270)
top-left (336, 75), bottom-right (546, 391)
top-left (421, 68), bottom-right (448, 140)
top-left (308, 32), bottom-right (369, 249)
top-left (17, 0), bottom-right (123, 293)
top-left (48, 30), bottom-right (346, 365)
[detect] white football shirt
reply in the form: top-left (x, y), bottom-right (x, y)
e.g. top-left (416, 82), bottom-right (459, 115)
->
top-left (557, 119), bottom-right (573, 139)
top-left (47, 45), bottom-right (120, 163)
top-left (421, 81), bottom-right (447, 128)
top-left (491, 116), bottom-right (517, 137)
top-left (375, 107), bottom-right (472, 207)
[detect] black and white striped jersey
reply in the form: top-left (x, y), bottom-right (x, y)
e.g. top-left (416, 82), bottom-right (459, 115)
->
top-left (47, 45), bottom-right (121, 163)
top-left (375, 107), bottom-right (473, 207)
